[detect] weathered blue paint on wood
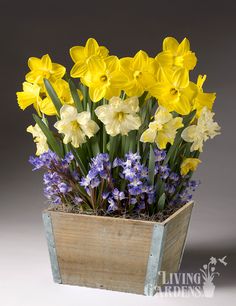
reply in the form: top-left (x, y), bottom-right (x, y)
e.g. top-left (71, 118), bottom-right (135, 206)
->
top-left (42, 211), bottom-right (61, 284)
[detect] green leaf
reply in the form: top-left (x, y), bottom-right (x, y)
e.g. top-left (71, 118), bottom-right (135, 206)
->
top-left (109, 135), bottom-right (119, 161)
top-left (33, 114), bottom-right (62, 157)
top-left (148, 144), bottom-right (155, 185)
top-left (68, 79), bottom-right (84, 112)
top-left (90, 137), bottom-right (100, 156)
top-left (44, 78), bottom-right (62, 115)
top-left (128, 130), bottom-right (137, 153)
top-left (67, 144), bottom-right (87, 176)
top-left (183, 109), bottom-right (196, 126)
top-left (158, 193), bottom-right (166, 211)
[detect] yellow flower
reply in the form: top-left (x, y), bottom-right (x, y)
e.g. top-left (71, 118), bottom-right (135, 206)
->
top-left (180, 158), bottom-right (201, 176)
top-left (82, 56), bottom-right (128, 102)
top-left (140, 107), bottom-right (183, 149)
top-left (156, 37), bottom-right (197, 71)
top-left (95, 96), bottom-right (141, 136)
top-left (120, 50), bottom-right (157, 97)
top-left (26, 54), bottom-right (66, 85)
top-left (54, 105), bottom-right (99, 148)
top-left (16, 82), bottom-right (42, 115)
top-left (150, 68), bottom-right (196, 115)
top-left (181, 107), bottom-right (220, 152)
top-left (27, 123), bottom-right (49, 156)
top-left (70, 38), bottom-right (109, 78)
top-left (191, 75), bottom-right (216, 117)
top-left (40, 79), bottom-right (83, 116)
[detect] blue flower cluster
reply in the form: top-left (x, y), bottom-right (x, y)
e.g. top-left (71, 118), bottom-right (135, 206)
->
top-left (80, 153), bottom-right (112, 195)
top-left (29, 150), bottom-right (79, 205)
top-left (29, 149), bottom-right (200, 213)
top-left (113, 152), bottom-right (155, 212)
top-left (79, 152), bottom-right (155, 213)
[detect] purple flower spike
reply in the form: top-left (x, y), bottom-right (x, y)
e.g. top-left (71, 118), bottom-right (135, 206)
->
top-left (112, 188), bottom-right (125, 201)
top-left (58, 182), bottom-right (72, 194)
top-left (154, 148), bottom-right (166, 162)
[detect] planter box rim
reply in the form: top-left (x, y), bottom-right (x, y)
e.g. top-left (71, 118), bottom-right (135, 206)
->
top-left (43, 201), bottom-right (194, 226)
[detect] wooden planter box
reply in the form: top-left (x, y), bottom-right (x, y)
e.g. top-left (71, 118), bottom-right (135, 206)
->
top-left (42, 201), bottom-right (193, 295)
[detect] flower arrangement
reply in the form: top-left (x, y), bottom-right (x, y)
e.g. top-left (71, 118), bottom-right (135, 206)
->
top-left (17, 37), bottom-right (220, 218)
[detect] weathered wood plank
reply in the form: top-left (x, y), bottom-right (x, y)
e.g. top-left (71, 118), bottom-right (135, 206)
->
top-left (50, 213), bottom-right (155, 294)
top-left (159, 202), bottom-right (194, 285)
top-left (43, 201), bottom-right (194, 295)
top-left (42, 211), bottom-right (62, 283)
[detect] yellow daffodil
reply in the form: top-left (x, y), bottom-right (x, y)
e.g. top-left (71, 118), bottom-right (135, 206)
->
top-left (95, 96), bottom-right (141, 136)
top-left (120, 50), bottom-right (157, 97)
top-left (27, 123), bottom-right (49, 155)
top-left (26, 54), bottom-right (66, 85)
top-left (70, 38), bottom-right (109, 78)
top-left (54, 105), bottom-right (99, 148)
top-left (181, 107), bottom-right (220, 152)
top-left (156, 37), bottom-right (197, 71)
top-left (191, 75), bottom-right (216, 117)
top-left (150, 68), bottom-right (196, 115)
top-left (180, 158), bottom-right (201, 176)
top-left (17, 82), bottom-right (42, 115)
top-left (82, 56), bottom-right (128, 102)
top-left (140, 107), bottom-right (183, 149)
top-left (40, 79), bottom-right (83, 116)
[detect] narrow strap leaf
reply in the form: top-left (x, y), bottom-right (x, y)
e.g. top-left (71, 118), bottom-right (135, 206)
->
top-left (148, 144), bottom-right (155, 185)
top-left (68, 79), bottom-right (84, 112)
top-left (90, 137), bottom-right (100, 156)
top-left (33, 114), bottom-right (62, 157)
top-left (44, 79), bottom-right (62, 115)
top-left (67, 144), bottom-right (87, 176)
top-left (158, 193), bottom-right (166, 211)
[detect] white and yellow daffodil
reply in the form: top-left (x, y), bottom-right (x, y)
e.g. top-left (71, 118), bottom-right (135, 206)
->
top-left (140, 106), bottom-right (183, 149)
top-left (181, 107), bottom-right (220, 152)
top-left (54, 105), bottom-right (99, 148)
top-left (27, 123), bottom-right (49, 156)
top-left (95, 96), bottom-right (141, 136)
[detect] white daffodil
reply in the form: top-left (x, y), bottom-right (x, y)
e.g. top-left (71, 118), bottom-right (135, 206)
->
top-left (95, 96), bottom-right (141, 136)
top-left (54, 105), bottom-right (99, 148)
top-left (140, 106), bottom-right (183, 149)
top-left (27, 123), bottom-right (49, 156)
top-left (181, 107), bottom-right (220, 152)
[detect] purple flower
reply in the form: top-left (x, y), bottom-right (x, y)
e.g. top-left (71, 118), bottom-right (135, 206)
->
top-left (58, 182), bottom-right (72, 194)
top-left (113, 158), bottom-right (123, 168)
top-left (154, 149), bottom-right (166, 162)
top-left (74, 196), bottom-right (83, 205)
top-left (90, 177), bottom-right (100, 188)
top-left (62, 152), bottom-right (74, 166)
top-left (107, 198), bottom-right (118, 212)
top-left (159, 165), bottom-right (170, 180)
top-left (169, 172), bottom-right (180, 182)
top-left (80, 176), bottom-right (91, 188)
top-left (72, 170), bottom-right (80, 181)
top-left (125, 152), bottom-right (141, 162)
top-left (102, 191), bottom-right (110, 199)
top-left (130, 197), bottom-right (137, 205)
top-left (112, 188), bottom-right (125, 201)
top-left (43, 172), bottom-right (61, 184)
top-left (51, 196), bottom-right (62, 205)
top-left (29, 156), bottom-right (44, 170)
top-left (165, 184), bottom-right (175, 194)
